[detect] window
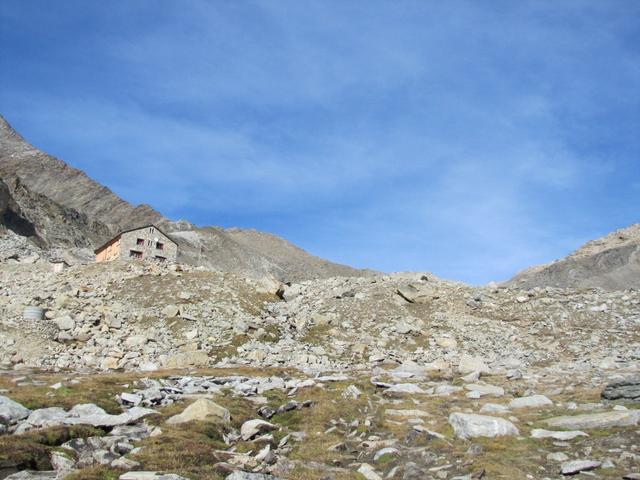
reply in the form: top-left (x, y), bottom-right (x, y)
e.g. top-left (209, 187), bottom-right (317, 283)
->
top-left (155, 255), bottom-right (166, 262)
top-left (129, 250), bottom-right (143, 259)
top-left (136, 238), bottom-right (144, 246)
top-left (156, 242), bottom-right (164, 250)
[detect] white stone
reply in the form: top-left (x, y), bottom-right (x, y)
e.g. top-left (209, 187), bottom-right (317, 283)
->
top-left (531, 428), bottom-right (588, 440)
top-left (560, 460), bottom-right (601, 475)
top-left (385, 409), bottom-right (430, 418)
top-left (0, 395), bottom-right (31, 423)
top-left (125, 335), bottom-right (148, 347)
top-left (166, 399), bottom-right (231, 425)
top-left (458, 355), bottom-right (491, 374)
top-left (434, 385), bottom-right (463, 396)
top-left (54, 315), bottom-right (75, 331)
top-left (448, 412), bottom-right (519, 439)
top-left (544, 410), bottom-right (640, 430)
top-left (342, 385), bottom-right (362, 399)
top-left (240, 419), bottom-right (277, 440)
top-left (384, 383), bottom-right (425, 395)
top-left (479, 403), bottom-right (510, 414)
top-left (464, 383), bottom-right (504, 397)
top-left (509, 395), bottom-right (553, 409)
top-left (374, 447), bottom-right (399, 461)
top-left (547, 452), bottom-right (569, 462)
top-left (357, 463), bottom-right (383, 480)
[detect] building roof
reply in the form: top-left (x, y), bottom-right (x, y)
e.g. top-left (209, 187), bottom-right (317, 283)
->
top-left (94, 224), bottom-right (178, 254)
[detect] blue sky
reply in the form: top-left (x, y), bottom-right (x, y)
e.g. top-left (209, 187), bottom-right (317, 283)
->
top-left (1, 1), bottom-right (639, 284)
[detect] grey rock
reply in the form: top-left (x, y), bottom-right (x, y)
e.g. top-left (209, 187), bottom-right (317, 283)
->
top-left (544, 410), bottom-right (640, 430)
top-left (383, 383), bottom-right (426, 395)
top-left (50, 450), bottom-right (75, 471)
top-left (119, 473), bottom-right (191, 480)
top-left (240, 419), bottom-right (277, 440)
top-left (464, 383), bottom-right (504, 397)
top-left (547, 452), bottom-right (569, 462)
top-left (120, 393), bottom-right (143, 406)
top-left (226, 472), bottom-right (281, 480)
top-left (560, 460), bottom-right (601, 475)
top-left (68, 403), bottom-right (107, 417)
top-left (4, 472), bottom-right (59, 480)
top-left (65, 406), bottom-right (157, 427)
top-left (18, 407), bottom-right (68, 431)
top-left (0, 395), bottom-right (31, 424)
top-left (449, 412), bottom-right (519, 439)
top-left (602, 375), bottom-right (640, 400)
top-left (509, 395), bottom-right (553, 409)
top-left (53, 315), bottom-right (75, 331)
top-left (531, 428), bottom-right (588, 440)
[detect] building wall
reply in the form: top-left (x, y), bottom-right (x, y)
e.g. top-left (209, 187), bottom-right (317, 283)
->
top-left (118, 226), bottom-right (178, 263)
top-left (95, 237), bottom-right (121, 263)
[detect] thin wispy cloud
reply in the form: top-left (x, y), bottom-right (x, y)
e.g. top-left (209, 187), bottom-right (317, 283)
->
top-left (1, 0), bottom-right (638, 283)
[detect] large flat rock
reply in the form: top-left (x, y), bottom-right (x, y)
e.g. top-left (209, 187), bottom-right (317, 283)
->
top-left (449, 412), bottom-right (519, 439)
top-left (602, 376), bottom-right (640, 401)
top-left (544, 410), bottom-right (640, 430)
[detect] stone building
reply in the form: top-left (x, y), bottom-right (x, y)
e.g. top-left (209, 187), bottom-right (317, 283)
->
top-left (95, 225), bottom-right (178, 263)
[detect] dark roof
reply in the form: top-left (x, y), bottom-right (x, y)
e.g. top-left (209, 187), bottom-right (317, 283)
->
top-left (94, 224), bottom-right (178, 254)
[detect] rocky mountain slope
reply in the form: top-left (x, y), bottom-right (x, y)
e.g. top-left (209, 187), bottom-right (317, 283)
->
top-left (506, 223), bottom-right (640, 290)
top-left (0, 115), bottom-right (369, 281)
top-left (0, 253), bottom-right (638, 479)
top-left (1, 114), bottom-right (639, 480)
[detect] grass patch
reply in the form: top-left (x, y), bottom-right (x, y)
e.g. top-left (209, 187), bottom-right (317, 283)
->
top-left (132, 422), bottom-right (227, 480)
top-left (65, 466), bottom-right (122, 480)
top-left (0, 425), bottom-right (103, 471)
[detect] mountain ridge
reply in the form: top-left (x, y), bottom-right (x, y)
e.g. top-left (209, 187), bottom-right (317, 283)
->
top-left (506, 223), bottom-right (640, 290)
top-left (0, 114), bottom-right (372, 281)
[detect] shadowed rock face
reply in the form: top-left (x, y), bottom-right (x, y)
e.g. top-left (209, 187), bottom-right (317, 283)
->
top-left (602, 376), bottom-right (640, 401)
top-left (506, 224), bottom-right (640, 290)
top-left (0, 115), bottom-right (371, 281)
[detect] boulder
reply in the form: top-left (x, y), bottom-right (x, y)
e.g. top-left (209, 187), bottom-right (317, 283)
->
top-left (119, 473), bottom-right (191, 480)
top-left (0, 395), bottom-right (31, 424)
top-left (479, 403), bottom-right (510, 414)
top-left (602, 376), bottom-right (640, 401)
top-left (464, 383), bottom-right (504, 397)
top-left (530, 428), bottom-right (588, 440)
top-left (435, 337), bottom-right (458, 349)
top-left (53, 315), bottom-right (75, 331)
top-left (68, 404), bottom-right (107, 417)
top-left (448, 412), bottom-right (519, 439)
top-left (458, 355), bottom-right (491, 374)
top-left (18, 407), bottom-right (68, 431)
top-left (544, 410), bottom-right (640, 430)
top-left (164, 351), bottom-right (209, 368)
top-left (357, 463), bottom-right (383, 480)
top-left (342, 385), bottom-right (362, 399)
top-left (226, 472), bottom-right (281, 480)
top-left (166, 399), bottom-right (231, 425)
top-left (65, 406), bottom-right (157, 427)
top-left (396, 284), bottom-right (435, 303)
top-left (161, 305), bottom-right (180, 318)
top-left (4, 472), bottom-right (58, 479)
top-left (509, 395), bottom-right (553, 409)
top-left (240, 419), bottom-right (277, 440)
top-left (125, 335), bottom-right (148, 347)
top-left (383, 383), bottom-right (426, 395)
top-left (560, 460), bottom-right (601, 475)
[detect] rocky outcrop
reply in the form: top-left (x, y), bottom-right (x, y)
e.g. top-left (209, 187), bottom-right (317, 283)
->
top-left (602, 376), bottom-right (640, 401)
top-left (506, 223), bottom-right (640, 290)
top-left (0, 115), bottom-right (371, 281)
